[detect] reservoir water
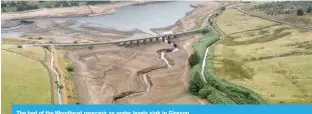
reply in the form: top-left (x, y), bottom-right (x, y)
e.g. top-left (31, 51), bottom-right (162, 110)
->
top-left (2, 1), bottom-right (194, 38)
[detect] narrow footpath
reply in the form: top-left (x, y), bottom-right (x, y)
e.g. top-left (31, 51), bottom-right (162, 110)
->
top-left (50, 51), bottom-right (63, 104)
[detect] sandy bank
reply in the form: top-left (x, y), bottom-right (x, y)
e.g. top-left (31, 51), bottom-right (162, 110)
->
top-left (1, 1), bottom-right (155, 22)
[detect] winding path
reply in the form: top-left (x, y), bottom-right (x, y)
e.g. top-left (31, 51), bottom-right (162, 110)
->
top-left (50, 51), bottom-right (62, 104)
top-left (200, 47), bottom-right (209, 83)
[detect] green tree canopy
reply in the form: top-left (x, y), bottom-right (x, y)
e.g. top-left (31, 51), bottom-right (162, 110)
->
top-left (297, 8), bottom-right (304, 16)
top-left (189, 72), bottom-right (205, 95)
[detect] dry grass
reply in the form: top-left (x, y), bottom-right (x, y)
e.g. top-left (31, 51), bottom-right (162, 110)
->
top-left (1, 50), bottom-right (51, 114)
top-left (2, 44), bottom-right (46, 61)
top-left (217, 9), bottom-right (277, 34)
top-left (54, 48), bottom-right (78, 104)
top-left (214, 9), bottom-right (312, 103)
top-left (2, 37), bottom-right (52, 44)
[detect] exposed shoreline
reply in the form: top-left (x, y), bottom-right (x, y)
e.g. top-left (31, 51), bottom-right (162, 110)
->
top-left (1, 1), bottom-right (157, 28)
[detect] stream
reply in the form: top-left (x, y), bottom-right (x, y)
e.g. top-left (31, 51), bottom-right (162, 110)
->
top-left (113, 37), bottom-right (179, 102)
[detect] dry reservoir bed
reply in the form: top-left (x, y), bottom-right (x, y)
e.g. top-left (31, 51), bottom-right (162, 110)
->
top-left (67, 35), bottom-right (202, 104)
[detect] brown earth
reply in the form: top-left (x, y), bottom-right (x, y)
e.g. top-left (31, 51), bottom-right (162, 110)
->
top-left (62, 1), bottom-right (219, 104)
top-left (1, 1), bottom-right (154, 22)
top-left (67, 35), bottom-right (204, 104)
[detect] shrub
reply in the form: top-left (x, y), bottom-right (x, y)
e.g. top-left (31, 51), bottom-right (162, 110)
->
top-left (73, 41), bottom-right (78, 43)
top-left (59, 85), bottom-right (64, 89)
top-left (207, 90), bottom-right (236, 104)
top-left (198, 88), bottom-right (213, 99)
top-left (202, 28), bottom-right (209, 34)
top-left (297, 8), bottom-right (304, 16)
top-left (88, 46), bottom-right (93, 49)
top-left (188, 52), bottom-right (200, 67)
top-left (66, 65), bottom-right (73, 72)
top-left (38, 37), bottom-right (43, 40)
top-left (189, 72), bottom-right (204, 95)
top-left (17, 45), bottom-right (22, 48)
top-left (307, 6), bottom-right (312, 13)
top-left (221, 6), bottom-right (225, 11)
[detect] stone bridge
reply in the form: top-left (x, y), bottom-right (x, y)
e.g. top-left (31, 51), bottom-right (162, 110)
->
top-left (116, 34), bottom-right (178, 46)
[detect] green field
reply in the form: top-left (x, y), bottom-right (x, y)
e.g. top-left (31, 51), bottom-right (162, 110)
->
top-left (1, 50), bottom-right (51, 114)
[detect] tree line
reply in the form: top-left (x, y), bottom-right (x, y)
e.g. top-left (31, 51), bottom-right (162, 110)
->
top-left (1, 1), bottom-right (112, 13)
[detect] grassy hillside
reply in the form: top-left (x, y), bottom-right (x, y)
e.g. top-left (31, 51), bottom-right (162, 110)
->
top-left (1, 50), bottom-right (52, 114)
top-left (245, 1), bottom-right (312, 26)
top-left (215, 9), bottom-right (312, 103)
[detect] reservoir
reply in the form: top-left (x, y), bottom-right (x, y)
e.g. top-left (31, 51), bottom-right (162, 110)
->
top-left (2, 1), bottom-right (194, 38)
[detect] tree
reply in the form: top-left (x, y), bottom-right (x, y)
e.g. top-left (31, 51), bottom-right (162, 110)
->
top-left (71, 2), bottom-right (79, 7)
top-left (198, 89), bottom-right (211, 99)
top-left (66, 65), bottom-right (74, 72)
top-left (307, 6), bottom-right (312, 13)
top-left (221, 6), bottom-right (225, 11)
top-left (10, 2), bottom-right (16, 6)
top-left (189, 72), bottom-right (205, 95)
top-left (1, 3), bottom-right (7, 7)
top-left (62, 1), bottom-right (69, 7)
top-left (59, 85), bottom-right (64, 89)
top-left (202, 28), bottom-right (209, 34)
top-left (33, 5), bottom-right (39, 9)
top-left (297, 8), bottom-right (304, 16)
top-left (188, 52), bottom-right (200, 67)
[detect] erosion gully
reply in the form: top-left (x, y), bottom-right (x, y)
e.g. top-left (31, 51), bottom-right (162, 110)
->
top-left (112, 37), bottom-right (179, 103)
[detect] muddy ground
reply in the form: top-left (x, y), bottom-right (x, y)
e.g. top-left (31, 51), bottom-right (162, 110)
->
top-left (63, 1), bottom-right (218, 104)
top-left (67, 34), bottom-right (205, 104)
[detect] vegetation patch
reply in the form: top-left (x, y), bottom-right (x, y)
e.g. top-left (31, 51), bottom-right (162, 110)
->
top-left (1, 1), bottom-right (111, 12)
top-left (2, 50), bottom-right (51, 114)
top-left (214, 8), bottom-right (312, 103)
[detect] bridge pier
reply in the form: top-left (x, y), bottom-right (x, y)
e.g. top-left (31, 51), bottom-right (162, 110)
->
top-left (149, 38), bottom-right (153, 43)
top-left (162, 36), bottom-right (166, 42)
top-left (156, 37), bottom-right (160, 42)
top-left (136, 40), bottom-right (140, 45)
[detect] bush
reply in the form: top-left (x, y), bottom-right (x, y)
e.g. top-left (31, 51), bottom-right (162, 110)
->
top-left (188, 52), bottom-right (200, 67)
top-left (17, 45), bottom-right (22, 48)
top-left (207, 90), bottom-right (236, 104)
top-left (189, 72), bottom-right (204, 95)
top-left (198, 87), bottom-right (213, 99)
top-left (297, 8), bottom-right (304, 16)
top-left (38, 37), bottom-right (43, 40)
top-left (88, 46), bottom-right (93, 49)
top-left (73, 41), bottom-right (78, 43)
top-left (1, 3), bottom-right (7, 7)
top-left (66, 65), bottom-right (73, 72)
top-left (59, 85), bottom-right (64, 89)
top-left (307, 6), bottom-right (312, 13)
top-left (202, 29), bottom-right (209, 34)
top-left (221, 7), bottom-right (225, 11)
